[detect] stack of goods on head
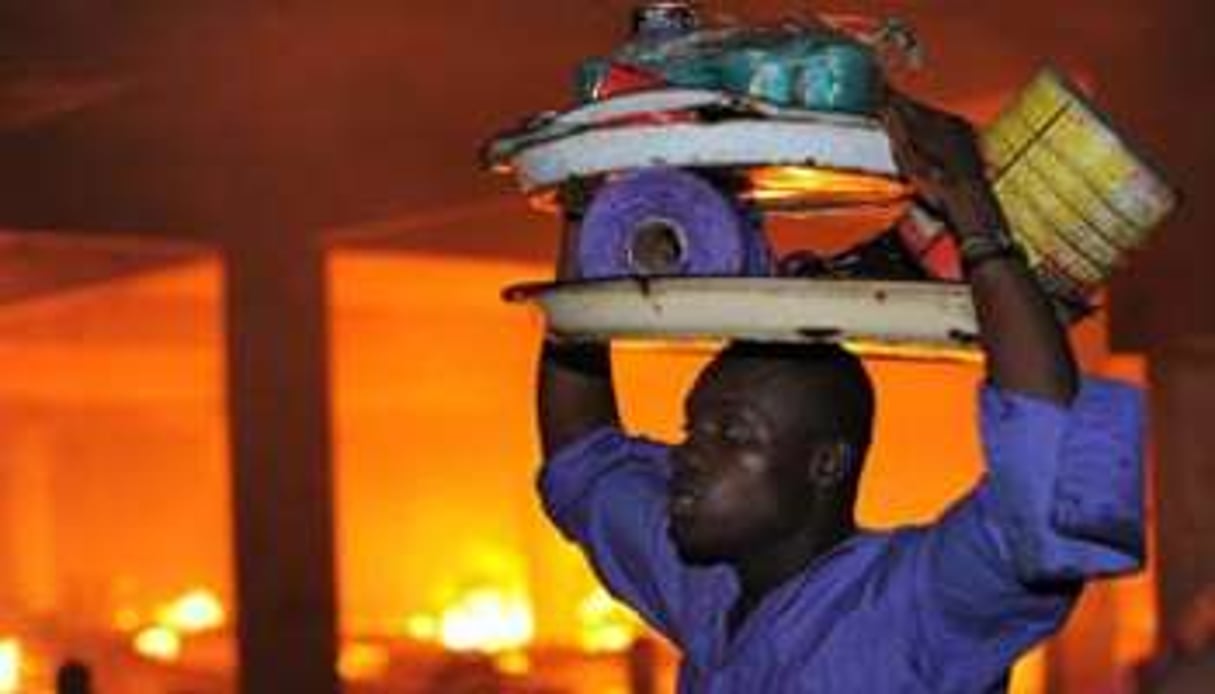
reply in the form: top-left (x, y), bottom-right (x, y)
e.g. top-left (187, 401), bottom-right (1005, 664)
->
top-left (486, 1), bottom-right (1175, 355)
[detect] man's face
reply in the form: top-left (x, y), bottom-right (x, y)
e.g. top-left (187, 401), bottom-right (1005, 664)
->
top-left (667, 358), bottom-right (825, 564)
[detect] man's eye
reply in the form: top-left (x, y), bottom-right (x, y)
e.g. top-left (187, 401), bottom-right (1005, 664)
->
top-left (685, 417), bottom-right (750, 445)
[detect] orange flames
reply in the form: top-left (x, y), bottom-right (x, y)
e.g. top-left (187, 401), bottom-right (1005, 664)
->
top-left (338, 641), bottom-right (391, 682)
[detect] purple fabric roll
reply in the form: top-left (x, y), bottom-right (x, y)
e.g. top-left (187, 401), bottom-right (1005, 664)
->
top-left (577, 168), bottom-right (762, 279)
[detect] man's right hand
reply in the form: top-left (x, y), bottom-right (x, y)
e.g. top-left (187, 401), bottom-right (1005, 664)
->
top-left (537, 220), bottom-right (620, 458)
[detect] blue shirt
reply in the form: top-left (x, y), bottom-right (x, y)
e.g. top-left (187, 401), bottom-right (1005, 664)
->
top-left (538, 378), bottom-right (1145, 693)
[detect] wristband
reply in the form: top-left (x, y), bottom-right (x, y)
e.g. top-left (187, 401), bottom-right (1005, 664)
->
top-left (959, 234), bottom-right (1025, 275)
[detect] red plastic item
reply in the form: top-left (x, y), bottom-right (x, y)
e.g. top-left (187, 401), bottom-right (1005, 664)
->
top-left (592, 63), bottom-right (666, 100)
top-left (897, 209), bottom-right (962, 280)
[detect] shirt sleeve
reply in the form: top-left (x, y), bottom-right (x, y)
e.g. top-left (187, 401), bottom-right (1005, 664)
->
top-left (910, 376), bottom-right (1147, 674)
top-left (977, 376), bottom-right (1146, 582)
top-left (536, 426), bottom-right (695, 644)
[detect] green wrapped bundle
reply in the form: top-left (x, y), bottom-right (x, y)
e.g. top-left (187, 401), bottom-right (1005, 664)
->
top-left (576, 22), bottom-right (884, 115)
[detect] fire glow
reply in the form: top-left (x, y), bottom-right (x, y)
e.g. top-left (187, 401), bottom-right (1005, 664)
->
top-left (133, 626), bottom-right (183, 662)
top-left (577, 588), bottom-right (640, 654)
top-left (0, 639), bottom-right (20, 694)
top-left (127, 588), bottom-right (226, 663)
top-left (0, 253), bottom-right (1152, 693)
top-left (436, 587), bottom-right (535, 654)
top-left (157, 588), bottom-right (226, 634)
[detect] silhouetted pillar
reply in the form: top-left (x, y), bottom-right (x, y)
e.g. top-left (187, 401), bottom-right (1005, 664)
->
top-left (55, 659), bottom-right (93, 694)
top-left (627, 637), bottom-right (659, 694)
top-left (224, 232), bottom-right (338, 694)
top-left (1101, 0), bottom-right (1215, 666)
top-left (1150, 339), bottom-right (1215, 640)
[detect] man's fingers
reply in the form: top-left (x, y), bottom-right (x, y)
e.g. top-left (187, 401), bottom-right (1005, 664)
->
top-left (885, 115), bottom-right (946, 184)
top-left (881, 89), bottom-right (987, 213)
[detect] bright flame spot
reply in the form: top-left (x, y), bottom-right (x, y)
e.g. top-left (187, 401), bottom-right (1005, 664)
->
top-left (157, 588), bottom-right (226, 634)
top-left (493, 650), bottom-right (531, 676)
top-left (577, 588), bottom-right (640, 654)
top-left (133, 626), bottom-right (182, 662)
top-left (405, 614), bottom-right (439, 642)
top-left (438, 587), bottom-right (535, 654)
top-left (0, 639), bottom-right (21, 694)
top-left (338, 641), bottom-right (390, 682)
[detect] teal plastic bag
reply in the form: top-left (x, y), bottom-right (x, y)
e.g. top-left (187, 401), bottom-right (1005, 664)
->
top-left (576, 23), bottom-right (883, 114)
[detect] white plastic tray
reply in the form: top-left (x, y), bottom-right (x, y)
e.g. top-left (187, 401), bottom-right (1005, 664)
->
top-left (505, 277), bottom-right (981, 356)
top-left (486, 88), bottom-right (900, 194)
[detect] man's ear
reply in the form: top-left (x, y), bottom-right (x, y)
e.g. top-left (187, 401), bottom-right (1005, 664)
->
top-left (808, 441), bottom-right (854, 490)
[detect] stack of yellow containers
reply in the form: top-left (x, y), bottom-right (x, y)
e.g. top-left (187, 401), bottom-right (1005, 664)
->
top-left (981, 68), bottom-right (1177, 307)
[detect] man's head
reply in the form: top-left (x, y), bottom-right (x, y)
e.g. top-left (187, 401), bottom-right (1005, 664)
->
top-left (668, 341), bottom-right (875, 565)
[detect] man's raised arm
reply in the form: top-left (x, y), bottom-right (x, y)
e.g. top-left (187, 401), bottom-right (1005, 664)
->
top-left (884, 94), bottom-right (1145, 597)
top-left (538, 221), bottom-right (621, 458)
top-left (884, 93), bottom-right (1078, 404)
top-left (532, 223), bottom-right (693, 644)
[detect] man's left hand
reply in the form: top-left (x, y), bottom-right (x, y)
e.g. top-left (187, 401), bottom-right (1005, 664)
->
top-left (881, 91), bottom-right (1002, 241)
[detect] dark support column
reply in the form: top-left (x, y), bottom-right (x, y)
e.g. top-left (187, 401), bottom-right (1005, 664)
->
top-left (223, 233), bottom-right (339, 694)
top-left (1101, 0), bottom-right (1215, 673)
top-left (626, 637), bottom-right (658, 694)
top-left (1150, 339), bottom-right (1215, 639)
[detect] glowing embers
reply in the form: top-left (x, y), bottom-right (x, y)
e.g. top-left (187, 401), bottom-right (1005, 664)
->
top-left (338, 641), bottom-right (392, 682)
top-left (743, 165), bottom-right (911, 211)
top-left (0, 639), bottom-right (20, 694)
top-left (156, 589), bottom-right (226, 635)
top-left (133, 626), bottom-right (183, 663)
top-left (437, 586), bottom-right (535, 655)
top-left (122, 587), bottom-right (228, 664)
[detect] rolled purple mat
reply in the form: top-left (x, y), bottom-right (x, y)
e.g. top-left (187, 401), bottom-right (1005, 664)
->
top-left (577, 168), bottom-right (767, 279)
